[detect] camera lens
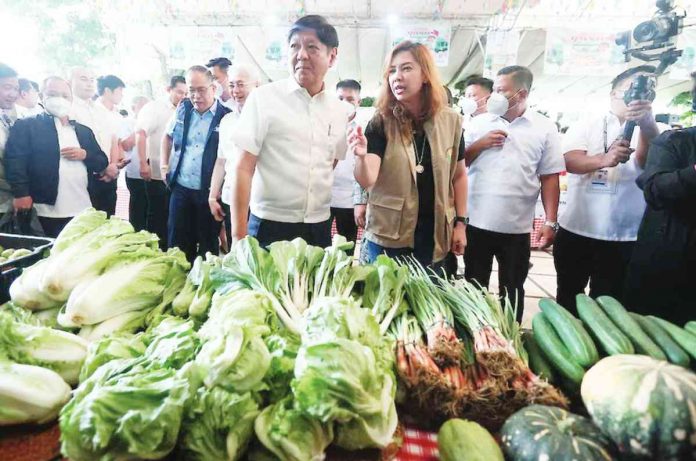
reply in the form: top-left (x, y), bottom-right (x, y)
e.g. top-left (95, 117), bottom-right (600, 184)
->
top-left (633, 16), bottom-right (672, 43)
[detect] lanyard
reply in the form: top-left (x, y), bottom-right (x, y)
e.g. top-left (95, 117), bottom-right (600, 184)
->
top-left (603, 116), bottom-right (608, 154)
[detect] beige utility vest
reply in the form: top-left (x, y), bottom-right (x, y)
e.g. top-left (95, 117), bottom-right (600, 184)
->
top-left (365, 108), bottom-right (463, 263)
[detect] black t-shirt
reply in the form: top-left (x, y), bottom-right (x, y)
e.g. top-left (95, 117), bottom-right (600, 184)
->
top-left (364, 118), bottom-right (465, 219)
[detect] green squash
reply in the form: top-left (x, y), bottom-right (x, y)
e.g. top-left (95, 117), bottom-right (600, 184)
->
top-left (438, 418), bottom-right (503, 461)
top-left (582, 354), bottom-right (696, 461)
top-left (501, 405), bottom-right (616, 461)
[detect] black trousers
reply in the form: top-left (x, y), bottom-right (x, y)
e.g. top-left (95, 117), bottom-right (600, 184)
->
top-left (330, 207), bottom-right (357, 254)
top-left (38, 216), bottom-right (72, 238)
top-left (464, 225), bottom-right (530, 322)
top-left (91, 181), bottom-right (117, 217)
top-left (553, 227), bottom-right (635, 316)
top-left (126, 177), bottom-right (148, 232)
top-left (168, 184), bottom-right (221, 263)
top-left (222, 202), bottom-right (232, 252)
top-left (248, 214), bottom-right (332, 249)
top-left (146, 180), bottom-right (169, 251)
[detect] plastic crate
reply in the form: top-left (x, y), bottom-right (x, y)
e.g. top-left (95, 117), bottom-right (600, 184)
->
top-left (0, 233), bottom-right (53, 303)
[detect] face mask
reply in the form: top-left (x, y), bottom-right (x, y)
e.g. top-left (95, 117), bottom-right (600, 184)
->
top-left (459, 97), bottom-right (479, 115)
top-left (487, 90), bottom-right (523, 117)
top-left (44, 97), bottom-right (72, 118)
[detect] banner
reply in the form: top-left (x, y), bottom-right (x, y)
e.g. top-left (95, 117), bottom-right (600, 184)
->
top-left (167, 27), bottom-right (235, 69)
top-left (484, 30), bottom-right (520, 78)
top-left (263, 28), bottom-right (289, 71)
top-left (544, 28), bottom-right (626, 76)
top-left (390, 23), bottom-right (451, 67)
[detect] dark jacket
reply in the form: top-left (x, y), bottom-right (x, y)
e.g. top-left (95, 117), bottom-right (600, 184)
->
top-left (625, 127), bottom-right (696, 325)
top-left (167, 99), bottom-right (230, 192)
top-left (4, 113), bottom-right (109, 205)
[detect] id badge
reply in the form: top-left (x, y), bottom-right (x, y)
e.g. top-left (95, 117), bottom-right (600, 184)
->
top-left (588, 167), bottom-right (619, 194)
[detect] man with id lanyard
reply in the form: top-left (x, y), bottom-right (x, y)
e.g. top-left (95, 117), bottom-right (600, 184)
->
top-left (554, 66), bottom-right (662, 314)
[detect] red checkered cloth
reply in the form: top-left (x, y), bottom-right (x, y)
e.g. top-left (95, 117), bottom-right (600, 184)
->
top-left (395, 427), bottom-right (439, 461)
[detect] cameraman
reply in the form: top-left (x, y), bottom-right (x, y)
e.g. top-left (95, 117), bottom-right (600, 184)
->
top-left (624, 71), bottom-right (696, 326)
top-left (554, 66), bottom-right (661, 314)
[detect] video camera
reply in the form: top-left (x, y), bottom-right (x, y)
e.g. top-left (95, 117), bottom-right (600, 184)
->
top-left (615, 0), bottom-right (686, 139)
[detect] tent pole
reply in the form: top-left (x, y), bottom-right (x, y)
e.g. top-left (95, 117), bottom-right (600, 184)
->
top-left (236, 34), bottom-right (273, 83)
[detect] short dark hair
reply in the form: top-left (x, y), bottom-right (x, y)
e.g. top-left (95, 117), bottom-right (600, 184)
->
top-left (169, 75), bottom-right (186, 88)
top-left (0, 63), bottom-right (18, 79)
top-left (465, 76), bottom-right (493, 93)
top-left (498, 65), bottom-right (534, 91)
top-left (19, 78), bottom-right (38, 93)
top-left (97, 75), bottom-right (125, 95)
top-left (186, 65), bottom-right (214, 83)
top-left (336, 79), bottom-right (361, 92)
top-left (288, 15), bottom-right (339, 49)
top-left (206, 57), bottom-right (232, 70)
top-left (611, 65), bottom-right (657, 90)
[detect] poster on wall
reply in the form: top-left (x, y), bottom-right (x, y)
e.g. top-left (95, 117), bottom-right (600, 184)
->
top-left (544, 28), bottom-right (626, 76)
top-left (262, 27), bottom-right (289, 71)
top-left (168, 27), bottom-right (235, 69)
top-left (390, 23), bottom-right (451, 67)
top-left (484, 30), bottom-right (520, 78)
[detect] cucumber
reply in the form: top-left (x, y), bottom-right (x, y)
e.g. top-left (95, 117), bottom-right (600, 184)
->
top-left (596, 296), bottom-right (667, 361)
top-left (523, 331), bottom-right (557, 383)
top-left (631, 314), bottom-right (690, 367)
top-left (647, 316), bottom-right (696, 361)
top-left (538, 298), bottom-right (598, 368)
top-left (576, 294), bottom-right (634, 356)
top-left (532, 312), bottom-right (585, 385)
top-left (685, 321), bottom-right (696, 336)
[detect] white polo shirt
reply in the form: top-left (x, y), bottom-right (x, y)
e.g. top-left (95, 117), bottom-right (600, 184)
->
top-left (465, 110), bottom-right (564, 234)
top-left (34, 118), bottom-right (92, 218)
top-left (135, 98), bottom-right (176, 181)
top-left (70, 98), bottom-right (117, 159)
top-left (231, 78), bottom-right (352, 223)
top-left (217, 108), bottom-right (240, 205)
top-left (559, 112), bottom-right (666, 241)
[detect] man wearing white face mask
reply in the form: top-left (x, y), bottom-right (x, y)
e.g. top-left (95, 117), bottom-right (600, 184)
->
top-left (459, 76), bottom-right (492, 127)
top-left (463, 65), bottom-right (564, 322)
top-left (4, 77), bottom-right (109, 237)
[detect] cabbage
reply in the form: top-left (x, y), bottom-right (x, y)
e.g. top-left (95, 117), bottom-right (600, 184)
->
top-left (79, 333), bottom-right (147, 382)
top-left (264, 332), bottom-right (301, 404)
top-left (40, 219), bottom-right (148, 301)
top-left (60, 365), bottom-right (192, 461)
top-left (78, 309), bottom-right (148, 343)
top-left (292, 298), bottom-right (397, 450)
top-left (51, 208), bottom-right (108, 254)
top-left (9, 259), bottom-right (63, 310)
top-left (179, 387), bottom-right (259, 461)
top-left (254, 397), bottom-right (334, 461)
top-left (195, 325), bottom-right (270, 392)
top-left (199, 290), bottom-right (275, 340)
top-left (142, 316), bottom-right (200, 370)
top-left (0, 361), bottom-right (71, 425)
top-left (0, 312), bottom-right (88, 385)
top-left (63, 247), bottom-right (189, 326)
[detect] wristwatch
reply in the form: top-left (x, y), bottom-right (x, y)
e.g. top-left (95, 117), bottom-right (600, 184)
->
top-left (544, 221), bottom-right (560, 232)
top-left (454, 216), bottom-right (469, 226)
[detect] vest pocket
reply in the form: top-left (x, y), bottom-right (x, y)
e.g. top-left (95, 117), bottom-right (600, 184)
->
top-left (367, 195), bottom-right (405, 240)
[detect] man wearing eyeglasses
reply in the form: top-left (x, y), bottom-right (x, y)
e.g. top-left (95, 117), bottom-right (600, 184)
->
top-left (208, 64), bottom-right (260, 250)
top-left (160, 65), bottom-right (230, 262)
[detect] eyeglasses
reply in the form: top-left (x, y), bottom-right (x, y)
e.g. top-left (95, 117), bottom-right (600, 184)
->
top-left (229, 81), bottom-right (249, 90)
top-left (189, 86), bottom-right (212, 95)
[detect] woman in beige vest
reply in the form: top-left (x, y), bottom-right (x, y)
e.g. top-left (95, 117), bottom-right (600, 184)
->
top-left (350, 41), bottom-right (468, 271)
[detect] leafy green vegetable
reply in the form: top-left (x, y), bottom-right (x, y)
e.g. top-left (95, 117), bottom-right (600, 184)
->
top-left (9, 259), bottom-right (63, 311)
top-left (172, 254), bottom-right (221, 320)
top-left (269, 238), bottom-right (325, 317)
top-left (254, 397), bottom-right (334, 461)
top-left (79, 333), bottom-right (147, 382)
top-left (78, 309), bottom-right (148, 343)
top-left (51, 207), bottom-right (108, 254)
top-left (362, 255), bottom-right (409, 334)
top-left (0, 312), bottom-right (88, 385)
top-left (179, 387), bottom-right (259, 461)
top-left (199, 289), bottom-right (275, 340)
top-left (263, 332), bottom-right (301, 404)
top-left (63, 247), bottom-right (189, 326)
top-left (195, 325), bottom-right (271, 393)
top-left (0, 361), bottom-right (72, 425)
top-left (142, 316), bottom-right (200, 370)
top-left (60, 365), bottom-right (192, 461)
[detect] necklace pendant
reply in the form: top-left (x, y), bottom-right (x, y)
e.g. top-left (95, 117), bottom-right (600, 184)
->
top-left (415, 164), bottom-right (425, 174)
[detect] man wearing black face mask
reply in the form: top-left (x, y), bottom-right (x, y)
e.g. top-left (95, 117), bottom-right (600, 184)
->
top-left (623, 71), bottom-right (696, 326)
